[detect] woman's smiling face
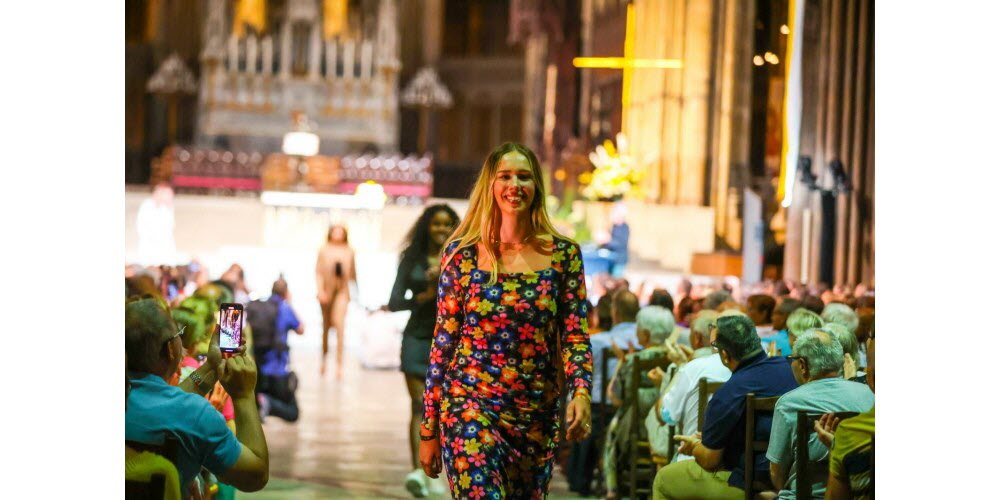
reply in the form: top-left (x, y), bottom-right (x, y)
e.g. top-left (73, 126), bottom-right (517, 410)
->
top-left (492, 151), bottom-right (535, 216)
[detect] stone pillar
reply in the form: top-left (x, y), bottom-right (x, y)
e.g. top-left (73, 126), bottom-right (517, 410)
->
top-left (308, 23), bottom-right (322, 80)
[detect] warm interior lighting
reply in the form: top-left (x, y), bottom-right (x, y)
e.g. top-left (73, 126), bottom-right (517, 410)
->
top-left (753, 55), bottom-right (765, 66)
top-left (764, 52), bottom-right (780, 64)
top-left (282, 131), bottom-right (319, 157)
top-left (572, 57), bottom-right (684, 69)
top-left (780, 24), bottom-right (790, 35)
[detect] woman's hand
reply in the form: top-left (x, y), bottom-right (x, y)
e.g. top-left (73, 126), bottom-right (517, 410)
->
top-left (419, 437), bottom-right (442, 478)
top-left (565, 396), bottom-right (592, 442)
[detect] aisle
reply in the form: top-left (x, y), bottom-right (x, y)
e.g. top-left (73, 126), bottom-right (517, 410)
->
top-left (237, 345), bottom-right (577, 499)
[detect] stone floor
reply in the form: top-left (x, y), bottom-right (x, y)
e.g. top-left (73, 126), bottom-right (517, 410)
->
top-left (235, 346), bottom-right (582, 499)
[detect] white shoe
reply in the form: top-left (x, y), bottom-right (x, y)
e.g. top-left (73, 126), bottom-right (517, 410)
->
top-left (405, 468), bottom-right (429, 498)
top-left (426, 474), bottom-right (447, 496)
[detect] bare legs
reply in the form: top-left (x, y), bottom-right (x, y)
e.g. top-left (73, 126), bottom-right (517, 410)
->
top-left (404, 374), bottom-right (425, 469)
top-left (319, 291), bottom-right (349, 378)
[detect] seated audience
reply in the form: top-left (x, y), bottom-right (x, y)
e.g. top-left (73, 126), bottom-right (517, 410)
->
top-left (702, 290), bottom-right (732, 311)
top-left (125, 297), bottom-right (269, 495)
top-left (825, 329), bottom-right (875, 499)
top-left (766, 330), bottom-right (874, 499)
top-left (786, 308), bottom-right (824, 347)
top-left (821, 323), bottom-right (866, 383)
top-left (652, 310), bottom-right (729, 462)
top-left (652, 315), bottom-right (798, 499)
top-left (800, 295), bottom-right (825, 315)
top-left (604, 305), bottom-right (676, 498)
top-left (568, 289), bottom-right (639, 495)
top-left (821, 303), bottom-right (862, 368)
top-left (747, 294), bottom-right (777, 339)
top-left (762, 298), bottom-right (800, 356)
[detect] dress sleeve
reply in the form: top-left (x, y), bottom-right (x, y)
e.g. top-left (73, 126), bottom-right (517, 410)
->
top-left (557, 241), bottom-right (593, 400)
top-left (420, 242), bottom-right (465, 436)
top-left (387, 255), bottom-right (417, 312)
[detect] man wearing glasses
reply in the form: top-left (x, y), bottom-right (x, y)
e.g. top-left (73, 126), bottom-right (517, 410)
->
top-left (653, 314), bottom-right (798, 500)
top-left (125, 297), bottom-right (270, 496)
top-left (765, 330), bottom-right (874, 499)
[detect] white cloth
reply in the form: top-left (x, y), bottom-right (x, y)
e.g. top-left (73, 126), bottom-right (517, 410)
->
top-left (136, 198), bottom-right (177, 266)
top-left (659, 352), bottom-right (732, 462)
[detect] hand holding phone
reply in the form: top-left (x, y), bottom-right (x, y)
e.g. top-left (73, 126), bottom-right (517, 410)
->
top-left (218, 303), bottom-right (244, 354)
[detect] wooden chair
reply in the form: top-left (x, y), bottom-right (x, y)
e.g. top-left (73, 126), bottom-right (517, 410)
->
top-left (697, 377), bottom-right (725, 432)
top-left (126, 435), bottom-right (180, 500)
top-left (794, 411), bottom-right (860, 499)
top-left (652, 363), bottom-right (679, 468)
top-left (744, 393), bottom-right (779, 500)
top-left (623, 353), bottom-right (671, 499)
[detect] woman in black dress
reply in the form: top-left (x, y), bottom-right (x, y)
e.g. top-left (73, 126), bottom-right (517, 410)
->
top-left (388, 203), bottom-right (460, 497)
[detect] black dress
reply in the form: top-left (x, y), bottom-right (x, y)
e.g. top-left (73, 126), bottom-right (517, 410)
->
top-left (388, 253), bottom-right (436, 376)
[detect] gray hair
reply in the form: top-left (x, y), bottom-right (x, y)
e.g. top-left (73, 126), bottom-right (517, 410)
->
top-left (787, 308), bottom-right (824, 337)
top-left (703, 290), bottom-right (732, 310)
top-left (637, 305), bottom-right (676, 345)
top-left (690, 310), bottom-right (721, 344)
top-left (821, 323), bottom-right (860, 367)
top-left (821, 303), bottom-right (859, 335)
top-left (793, 329), bottom-right (845, 378)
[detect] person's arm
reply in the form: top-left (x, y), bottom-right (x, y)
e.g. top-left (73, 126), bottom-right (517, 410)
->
top-left (824, 473), bottom-right (852, 500)
top-left (558, 242), bottom-right (594, 442)
top-left (770, 462), bottom-right (788, 494)
top-left (675, 433), bottom-right (724, 471)
top-left (765, 402), bottom-right (794, 492)
top-left (420, 244), bottom-right (465, 438)
top-left (179, 327), bottom-right (223, 396)
top-left (216, 353), bottom-right (269, 492)
top-left (387, 257), bottom-right (425, 312)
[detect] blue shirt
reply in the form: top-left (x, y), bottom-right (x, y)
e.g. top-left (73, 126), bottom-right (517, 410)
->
top-left (590, 322), bottom-right (638, 404)
top-left (260, 294), bottom-right (301, 377)
top-left (760, 329), bottom-right (793, 356)
top-left (700, 352), bottom-right (799, 489)
top-left (125, 372), bottom-right (242, 494)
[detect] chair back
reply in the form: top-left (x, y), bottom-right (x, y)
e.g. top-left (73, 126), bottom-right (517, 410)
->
top-left (126, 435), bottom-right (180, 500)
top-left (744, 393), bottom-right (779, 500)
top-left (626, 353), bottom-right (671, 499)
top-left (600, 347), bottom-right (613, 414)
top-left (697, 377), bottom-right (725, 432)
top-left (125, 474), bottom-right (166, 499)
top-left (794, 411), bottom-right (860, 499)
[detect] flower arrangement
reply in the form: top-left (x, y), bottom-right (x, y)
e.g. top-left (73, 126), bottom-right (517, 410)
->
top-left (579, 133), bottom-right (642, 201)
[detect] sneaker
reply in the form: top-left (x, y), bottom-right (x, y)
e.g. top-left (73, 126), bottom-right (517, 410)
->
top-left (405, 468), bottom-right (429, 498)
top-left (426, 474), bottom-right (447, 496)
top-left (256, 393), bottom-right (270, 422)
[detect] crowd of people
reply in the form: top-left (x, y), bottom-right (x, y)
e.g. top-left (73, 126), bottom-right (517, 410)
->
top-left (126, 142), bottom-right (874, 500)
top-left (125, 261), bottom-right (306, 499)
top-left (561, 274), bottom-right (875, 500)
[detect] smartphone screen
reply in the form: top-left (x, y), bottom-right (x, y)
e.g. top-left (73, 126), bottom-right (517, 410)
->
top-left (219, 303), bottom-right (243, 353)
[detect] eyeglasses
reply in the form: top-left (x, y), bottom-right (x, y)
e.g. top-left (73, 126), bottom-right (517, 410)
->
top-left (163, 324), bottom-right (186, 346)
top-left (785, 355), bottom-right (808, 367)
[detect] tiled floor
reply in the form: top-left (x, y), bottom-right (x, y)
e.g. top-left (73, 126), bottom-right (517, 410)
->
top-left (235, 346), bottom-right (582, 499)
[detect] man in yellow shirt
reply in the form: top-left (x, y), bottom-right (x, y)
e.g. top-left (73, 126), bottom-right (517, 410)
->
top-left (826, 329), bottom-right (875, 499)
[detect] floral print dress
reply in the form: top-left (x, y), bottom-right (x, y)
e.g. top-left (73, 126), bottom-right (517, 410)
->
top-left (422, 237), bottom-right (593, 499)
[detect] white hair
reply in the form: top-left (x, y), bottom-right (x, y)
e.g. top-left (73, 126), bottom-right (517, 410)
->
top-left (690, 310), bottom-right (721, 344)
top-left (637, 305), bottom-right (675, 345)
top-left (821, 303), bottom-right (859, 335)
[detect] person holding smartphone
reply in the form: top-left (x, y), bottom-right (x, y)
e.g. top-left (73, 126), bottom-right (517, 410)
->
top-left (125, 297), bottom-right (269, 496)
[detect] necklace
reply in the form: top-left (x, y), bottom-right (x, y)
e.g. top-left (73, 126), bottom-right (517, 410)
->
top-left (493, 235), bottom-right (532, 248)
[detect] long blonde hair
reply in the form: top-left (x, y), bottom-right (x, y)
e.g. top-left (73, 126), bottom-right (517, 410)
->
top-left (445, 142), bottom-right (566, 285)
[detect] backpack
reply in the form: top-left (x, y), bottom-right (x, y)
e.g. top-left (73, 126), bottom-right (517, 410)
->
top-left (246, 299), bottom-right (281, 351)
